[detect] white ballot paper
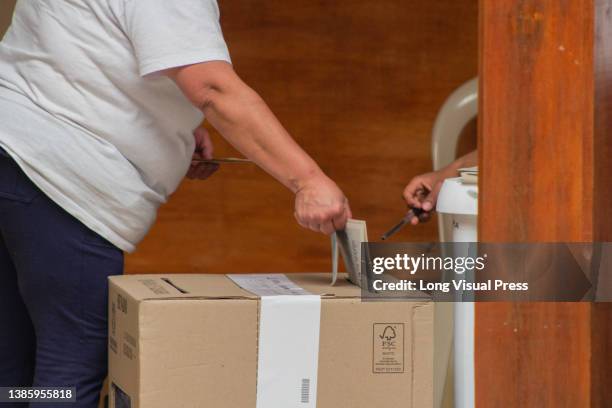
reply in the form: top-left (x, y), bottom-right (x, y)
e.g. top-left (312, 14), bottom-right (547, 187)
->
top-left (458, 166), bottom-right (479, 184)
top-left (227, 274), bottom-right (312, 296)
top-left (332, 219), bottom-right (368, 286)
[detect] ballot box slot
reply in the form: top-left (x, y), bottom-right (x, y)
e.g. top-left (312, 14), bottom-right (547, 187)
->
top-left (160, 278), bottom-right (189, 294)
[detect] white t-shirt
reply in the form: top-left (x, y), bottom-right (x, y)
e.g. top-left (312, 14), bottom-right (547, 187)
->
top-left (0, 0), bottom-right (231, 252)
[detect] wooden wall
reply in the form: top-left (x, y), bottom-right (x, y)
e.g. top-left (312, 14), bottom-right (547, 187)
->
top-left (477, 0), bottom-right (612, 406)
top-left (127, 0), bottom-right (479, 274)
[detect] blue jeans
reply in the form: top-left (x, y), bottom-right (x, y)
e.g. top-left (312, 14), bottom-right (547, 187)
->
top-left (0, 148), bottom-right (123, 407)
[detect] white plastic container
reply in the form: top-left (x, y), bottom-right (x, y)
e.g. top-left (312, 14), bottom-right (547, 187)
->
top-left (436, 177), bottom-right (478, 408)
top-left (436, 177), bottom-right (478, 242)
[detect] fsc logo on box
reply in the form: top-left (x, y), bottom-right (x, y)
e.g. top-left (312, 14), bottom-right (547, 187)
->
top-left (373, 323), bottom-right (404, 373)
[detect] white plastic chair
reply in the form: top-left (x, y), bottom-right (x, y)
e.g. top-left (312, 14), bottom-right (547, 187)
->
top-left (432, 77), bottom-right (478, 242)
top-left (430, 78), bottom-right (478, 408)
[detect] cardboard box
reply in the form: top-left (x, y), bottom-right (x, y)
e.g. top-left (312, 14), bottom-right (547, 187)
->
top-left (108, 273), bottom-right (433, 407)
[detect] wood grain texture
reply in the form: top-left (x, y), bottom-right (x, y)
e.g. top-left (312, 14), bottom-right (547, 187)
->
top-left (478, 0), bottom-right (611, 406)
top-left (126, 0), bottom-right (478, 273)
top-left (595, 0), bottom-right (612, 244)
top-left (592, 303), bottom-right (612, 408)
top-left (479, 0), bottom-right (594, 242)
top-left (476, 303), bottom-right (592, 406)
top-left (457, 117), bottom-right (478, 158)
top-left (593, 1), bottom-right (612, 405)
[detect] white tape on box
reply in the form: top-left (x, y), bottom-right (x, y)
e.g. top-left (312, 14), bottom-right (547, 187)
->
top-left (227, 274), bottom-right (321, 408)
top-left (257, 295), bottom-right (321, 408)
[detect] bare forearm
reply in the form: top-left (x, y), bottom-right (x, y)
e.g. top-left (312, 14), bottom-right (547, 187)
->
top-left (203, 85), bottom-right (324, 192)
top-left (441, 150), bottom-right (478, 177)
top-left (167, 61), bottom-right (351, 234)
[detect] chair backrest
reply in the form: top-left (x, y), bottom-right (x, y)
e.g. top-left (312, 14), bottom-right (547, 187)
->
top-left (432, 77), bottom-right (478, 242)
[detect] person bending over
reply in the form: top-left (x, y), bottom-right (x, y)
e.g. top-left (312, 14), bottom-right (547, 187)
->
top-left (0, 1), bottom-right (350, 406)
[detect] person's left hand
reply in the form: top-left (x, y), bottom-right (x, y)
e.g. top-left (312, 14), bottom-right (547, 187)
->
top-left (187, 126), bottom-right (219, 180)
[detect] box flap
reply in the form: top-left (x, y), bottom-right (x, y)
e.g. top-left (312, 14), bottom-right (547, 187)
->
top-left (108, 274), bottom-right (254, 301)
top-left (109, 273), bottom-right (371, 302)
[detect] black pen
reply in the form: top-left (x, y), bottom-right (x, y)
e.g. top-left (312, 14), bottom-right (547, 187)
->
top-left (380, 208), bottom-right (425, 240)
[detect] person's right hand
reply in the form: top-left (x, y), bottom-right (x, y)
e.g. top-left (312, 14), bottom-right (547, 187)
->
top-left (402, 170), bottom-right (447, 225)
top-left (187, 126), bottom-right (219, 180)
top-left (294, 174), bottom-right (352, 235)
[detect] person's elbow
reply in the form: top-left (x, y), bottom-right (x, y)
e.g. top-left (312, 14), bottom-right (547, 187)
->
top-left (164, 61), bottom-right (254, 115)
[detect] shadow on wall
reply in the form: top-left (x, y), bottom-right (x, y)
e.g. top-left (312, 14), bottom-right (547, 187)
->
top-left (0, 0), bottom-right (16, 37)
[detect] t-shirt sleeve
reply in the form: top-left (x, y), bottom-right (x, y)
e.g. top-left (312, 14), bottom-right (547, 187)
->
top-left (121, 0), bottom-right (231, 76)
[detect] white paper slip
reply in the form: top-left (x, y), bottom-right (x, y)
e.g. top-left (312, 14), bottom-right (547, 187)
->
top-left (257, 296), bottom-right (321, 408)
top-left (458, 166), bottom-right (478, 173)
top-left (227, 274), bottom-right (312, 296)
top-left (458, 166), bottom-right (479, 184)
top-left (333, 219), bottom-right (368, 286)
top-left (193, 157), bottom-right (252, 164)
top-left (331, 233), bottom-right (339, 285)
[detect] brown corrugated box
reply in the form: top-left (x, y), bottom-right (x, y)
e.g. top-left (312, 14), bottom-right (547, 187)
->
top-left (108, 273), bottom-right (433, 407)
